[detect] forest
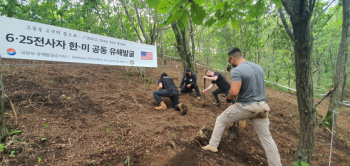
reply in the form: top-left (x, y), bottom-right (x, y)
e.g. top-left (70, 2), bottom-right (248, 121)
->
top-left (0, 0), bottom-right (349, 165)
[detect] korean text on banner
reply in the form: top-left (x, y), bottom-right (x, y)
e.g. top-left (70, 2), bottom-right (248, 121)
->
top-left (0, 17), bottom-right (157, 67)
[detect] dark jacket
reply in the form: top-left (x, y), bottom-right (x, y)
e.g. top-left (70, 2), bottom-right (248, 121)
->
top-left (158, 77), bottom-right (179, 92)
top-left (179, 72), bottom-right (197, 88)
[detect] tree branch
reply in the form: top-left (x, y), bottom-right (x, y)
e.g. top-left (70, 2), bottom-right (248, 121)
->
top-left (310, 0), bottom-right (317, 13)
top-left (167, 36), bottom-right (178, 48)
top-left (134, 2), bottom-right (151, 44)
top-left (311, 0), bottom-right (336, 28)
top-left (121, 0), bottom-right (143, 43)
top-left (313, 5), bottom-right (340, 40)
top-left (278, 8), bottom-right (295, 42)
top-left (281, 0), bottom-right (299, 23)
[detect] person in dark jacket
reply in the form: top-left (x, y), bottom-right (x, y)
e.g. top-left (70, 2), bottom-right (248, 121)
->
top-left (203, 70), bottom-right (231, 107)
top-left (153, 73), bottom-right (188, 115)
top-left (179, 68), bottom-right (201, 99)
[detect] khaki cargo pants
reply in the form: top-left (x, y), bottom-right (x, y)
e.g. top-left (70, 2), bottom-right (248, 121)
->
top-left (209, 101), bottom-right (282, 166)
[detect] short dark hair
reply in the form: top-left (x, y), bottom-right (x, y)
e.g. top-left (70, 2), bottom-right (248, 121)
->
top-left (205, 70), bottom-right (212, 74)
top-left (161, 73), bottom-right (168, 77)
top-left (228, 47), bottom-right (242, 58)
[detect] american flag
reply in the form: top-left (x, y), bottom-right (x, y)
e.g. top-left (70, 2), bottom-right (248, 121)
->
top-left (141, 51), bottom-right (153, 60)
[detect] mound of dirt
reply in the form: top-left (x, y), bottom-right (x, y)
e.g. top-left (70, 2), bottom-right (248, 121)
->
top-left (0, 59), bottom-right (349, 166)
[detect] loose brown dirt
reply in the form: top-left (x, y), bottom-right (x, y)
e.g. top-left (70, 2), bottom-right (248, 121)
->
top-left (0, 58), bottom-right (349, 166)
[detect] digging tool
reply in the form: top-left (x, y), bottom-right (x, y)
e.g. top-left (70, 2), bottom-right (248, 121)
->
top-left (315, 88), bottom-right (334, 107)
top-left (228, 120), bottom-right (246, 140)
top-left (228, 122), bottom-right (239, 140)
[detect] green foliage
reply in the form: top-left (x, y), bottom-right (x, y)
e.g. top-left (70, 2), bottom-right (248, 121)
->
top-left (146, 0), bottom-right (160, 9)
top-left (158, 0), bottom-right (173, 13)
top-left (293, 161), bottom-right (309, 166)
top-left (87, 160), bottom-right (95, 165)
top-left (10, 151), bottom-right (15, 156)
top-left (0, 144), bottom-right (4, 151)
top-left (323, 121), bottom-right (330, 126)
top-left (42, 123), bottom-right (50, 128)
top-left (38, 157), bottom-right (42, 162)
top-left (125, 156), bottom-right (131, 166)
top-left (246, 0), bottom-right (266, 21)
top-left (10, 129), bottom-right (22, 135)
top-left (41, 138), bottom-right (47, 141)
top-left (205, 17), bottom-right (216, 26)
top-left (271, 0), bottom-right (283, 7)
top-left (190, 2), bottom-right (206, 25)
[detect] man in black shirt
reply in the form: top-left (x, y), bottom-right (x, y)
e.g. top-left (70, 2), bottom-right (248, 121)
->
top-left (203, 70), bottom-right (231, 106)
top-left (153, 73), bottom-right (188, 115)
top-left (179, 68), bottom-right (201, 99)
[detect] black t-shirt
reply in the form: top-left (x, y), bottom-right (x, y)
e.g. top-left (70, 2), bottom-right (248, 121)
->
top-left (211, 72), bottom-right (231, 91)
top-left (158, 77), bottom-right (179, 92)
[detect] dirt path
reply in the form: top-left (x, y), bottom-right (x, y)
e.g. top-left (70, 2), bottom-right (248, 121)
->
top-left (0, 59), bottom-right (349, 166)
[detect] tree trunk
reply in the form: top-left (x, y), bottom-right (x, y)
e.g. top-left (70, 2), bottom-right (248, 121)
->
top-left (324, 0), bottom-right (350, 128)
top-left (160, 30), bottom-right (165, 65)
top-left (171, 22), bottom-right (194, 71)
top-left (223, 26), bottom-right (232, 51)
top-left (121, 0), bottom-right (143, 43)
top-left (116, 6), bottom-right (128, 40)
top-left (280, 0), bottom-right (317, 163)
top-left (317, 68), bottom-right (321, 87)
top-left (293, 19), bottom-right (316, 164)
top-left (134, 2), bottom-right (151, 44)
top-left (121, 0), bottom-right (149, 79)
top-left (328, 33), bottom-right (337, 77)
top-left (189, 19), bottom-right (197, 73)
top-left (0, 57), bottom-right (7, 140)
top-left (288, 70), bottom-right (291, 87)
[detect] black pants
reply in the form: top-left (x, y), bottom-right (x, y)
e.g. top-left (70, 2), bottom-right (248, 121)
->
top-left (212, 88), bottom-right (230, 103)
top-left (181, 83), bottom-right (201, 97)
top-left (153, 90), bottom-right (179, 109)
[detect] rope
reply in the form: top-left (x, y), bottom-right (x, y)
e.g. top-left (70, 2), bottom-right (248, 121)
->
top-left (329, 109), bottom-right (339, 166)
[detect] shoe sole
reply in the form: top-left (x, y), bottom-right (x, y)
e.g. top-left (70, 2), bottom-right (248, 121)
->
top-left (179, 104), bottom-right (188, 115)
top-left (155, 107), bottom-right (167, 110)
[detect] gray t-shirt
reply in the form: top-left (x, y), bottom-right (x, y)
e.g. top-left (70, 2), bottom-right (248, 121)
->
top-left (230, 62), bottom-right (266, 106)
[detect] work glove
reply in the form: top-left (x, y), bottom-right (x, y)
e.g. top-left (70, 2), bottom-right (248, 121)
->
top-left (203, 90), bottom-right (206, 93)
top-left (227, 65), bottom-right (232, 72)
top-left (226, 97), bottom-right (236, 104)
top-left (203, 76), bottom-right (208, 79)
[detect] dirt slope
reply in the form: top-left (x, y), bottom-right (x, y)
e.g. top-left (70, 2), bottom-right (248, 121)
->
top-left (0, 59), bottom-right (349, 166)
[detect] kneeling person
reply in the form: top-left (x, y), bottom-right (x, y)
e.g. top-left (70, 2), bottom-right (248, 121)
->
top-left (153, 73), bottom-right (188, 115)
top-left (203, 70), bottom-right (231, 106)
top-left (179, 68), bottom-right (201, 99)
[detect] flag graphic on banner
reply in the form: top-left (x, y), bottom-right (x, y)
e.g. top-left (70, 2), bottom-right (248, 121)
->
top-left (141, 51), bottom-right (153, 60)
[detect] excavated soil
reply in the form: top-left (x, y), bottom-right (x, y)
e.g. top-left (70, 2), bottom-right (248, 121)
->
top-left (0, 58), bottom-right (349, 166)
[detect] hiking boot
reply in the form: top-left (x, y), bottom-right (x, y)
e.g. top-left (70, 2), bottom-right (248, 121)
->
top-left (155, 101), bottom-right (167, 110)
top-left (197, 96), bottom-right (201, 100)
top-left (202, 144), bottom-right (218, 152)
top-left (178, 103), bottom-right (188, 115)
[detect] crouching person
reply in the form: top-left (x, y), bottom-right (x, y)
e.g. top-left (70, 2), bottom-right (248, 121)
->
top-left (153, 73), bottom-right (188, 115)
top-left (202, 48), bottom-right (282, 166)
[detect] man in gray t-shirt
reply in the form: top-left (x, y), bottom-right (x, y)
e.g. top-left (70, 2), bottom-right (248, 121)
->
top-left (230, 61), bottom-right (267, 106)
top-left (202, 48), bottom-right (282, 166)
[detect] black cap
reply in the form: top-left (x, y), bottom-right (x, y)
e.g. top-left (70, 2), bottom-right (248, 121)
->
top-left (161, 73), bottom-right (168, 77)
top-left (184, 68), bottom-right (191, 74)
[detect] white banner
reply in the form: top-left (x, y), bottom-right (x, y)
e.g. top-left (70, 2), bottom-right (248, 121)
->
top-left (0, 17), bottom-right (157, 67)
